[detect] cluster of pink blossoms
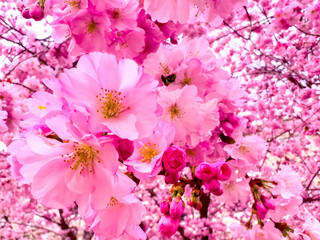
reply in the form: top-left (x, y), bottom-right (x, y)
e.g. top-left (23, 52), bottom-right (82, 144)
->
top-left (4, 0), bottom-right (318, 239)
top-left (21, 0), bottom-right (183, 60)
top-left (7, 40), bottom-right (288, 238)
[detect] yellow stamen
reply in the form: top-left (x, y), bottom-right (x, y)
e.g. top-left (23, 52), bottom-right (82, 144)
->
top-left (139, 142), bottom-right (158, 163)
top-left (239, 146), bottom-right (250, 153)
top-left (64, 144), bottom-right (99, 174)
top-left (65, 0), bottom-right (81, 8)
top-left (96, 89), bottom-right (129, 118)
top-left (87, 21), bottom-right (97, 34)
top-left (38, 105), bottom-right (46, 110)
top-left (169, 103), bottom-right (182, 119)
top-left (181, 73), bottom-right (192, 86)
top-left (113, 8), bottom-right (121, 19)
top-left (160, 63), bottom-right (170, 75)
top-left (107, 197), bottom-right (120, 207)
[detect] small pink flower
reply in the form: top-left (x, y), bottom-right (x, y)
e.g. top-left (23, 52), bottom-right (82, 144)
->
top-left (162, 145), bottom-right (186, 173)
top-left (69, 9), bottom-right (110, 54)
top-left (82, 176), bottom-right (146, 239)
top-left (125, 122), bottom-right (175, 179)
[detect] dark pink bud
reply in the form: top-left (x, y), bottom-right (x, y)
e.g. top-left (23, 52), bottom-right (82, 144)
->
top-left (165, 171), bottom-right (180, 184)
top-left (195, 163), bottom-right (217, 181)
top-left (261, 196), bottom-right (276, 210)
top-left (158, 215), bottom-right (180, 238)
top-left (212, 161), bottom-right (232, 181)
top-left (228, 114), bottom-right (240, 126)
top-left (116, 138), bottom-right (134, 161)
top-left (204, 178), bottom-right (221, 194)
top-left (169, 196), bottom-right (184, 219)
top-left (212, 185), bottom-right (223, 196)
top-left (22, 8), bottom-right (31, 19)
top-left (163, 145), bottom-right (186, 172)
top-left (221, 121), bottom-right (234, 134)
top-left (255, 202), bottom-right (268, 220)
top-left (29, 4), bottom-right (44, 21)
top-left (160, 201), bottom-right (170, 214)
top-left (170, 35), bottom-right (178, 44)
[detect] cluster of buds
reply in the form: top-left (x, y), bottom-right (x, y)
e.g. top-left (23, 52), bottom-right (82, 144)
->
top-left (158, 150), bottom-right (232, 237)
top-left (195, 161), bottom-right (232, 195)
top-left (22, 1), bottom-right (44, 21)
top-left (159, 196), bottom-right (185, 237)
top-left (162, 145), bottom-right (186, 184)
top-left (158, 146), bottom-right (187, 237)
top-left (247, 178), bottom-right (277, 227)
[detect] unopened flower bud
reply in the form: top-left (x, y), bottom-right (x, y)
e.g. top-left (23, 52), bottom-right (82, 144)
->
top-left (195, 163), bottom-right (217, 181)
top-left (160, 201), bottom-right (170, 214)
top-left (158, 215), bottom-right (180, 238)
top-left (169, 196), bottom-right (184, 219)
top-left (255, 202), bottom-right (268, 220)
top-left (228, 114), bottom-right (240, 126)
top-left (212, 161), bottom-right (232, 181)
top-left (163, 145), bottom-right (186, 172)
top-left (30, 4), bottom-right (44, 21)
top-left (22, 8), bottom-right (31, 19)
top-left (261, 195), bottom-right (275, 210)
top-left (165, 171), bottom-right (180, 184)
top-left (221, 121), bottom-right (234, 134)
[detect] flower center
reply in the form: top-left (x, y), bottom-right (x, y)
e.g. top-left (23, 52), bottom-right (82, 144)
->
top-left (139, 142), bottom-right (158, 163)
top-left (65, 0), bottom-right (81, 8)
top-left (107, 197), bottom-right (120, 207)
top-left (239, 146), bottom-right (250, 153)
top-left (181, 73), bottom-right (192, 86)
top-left (64, 144), bottom-right (99, 174)
top-left (87, 21), bottom-right (97, 34)
top-left (169, 103), bottom-right (182, 119)
top-left (160, 62), bottom-right (170, 75)
top-left (96, 89), bottom-right (129, 118)
top-left (112, 8), bottom-right (121, 19)
top-left (186, 149), bottom-right (196, 156)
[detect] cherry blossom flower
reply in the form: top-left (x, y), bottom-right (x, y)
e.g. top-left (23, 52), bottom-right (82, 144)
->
top-left (57, 52), bottom-right (159, 140)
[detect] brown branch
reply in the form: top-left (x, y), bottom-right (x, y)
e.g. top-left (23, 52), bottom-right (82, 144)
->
top-left (58, 209), bottom-right (77, 240)
top-left (306, 168), bottom-right (320, 190)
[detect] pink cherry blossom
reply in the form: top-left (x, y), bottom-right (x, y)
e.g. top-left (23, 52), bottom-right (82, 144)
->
top-left (57, 52), bottom-right (159, 140)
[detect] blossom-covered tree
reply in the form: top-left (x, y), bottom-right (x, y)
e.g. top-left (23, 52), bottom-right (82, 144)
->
top-left (1, 0), bottom-right (320, 239)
